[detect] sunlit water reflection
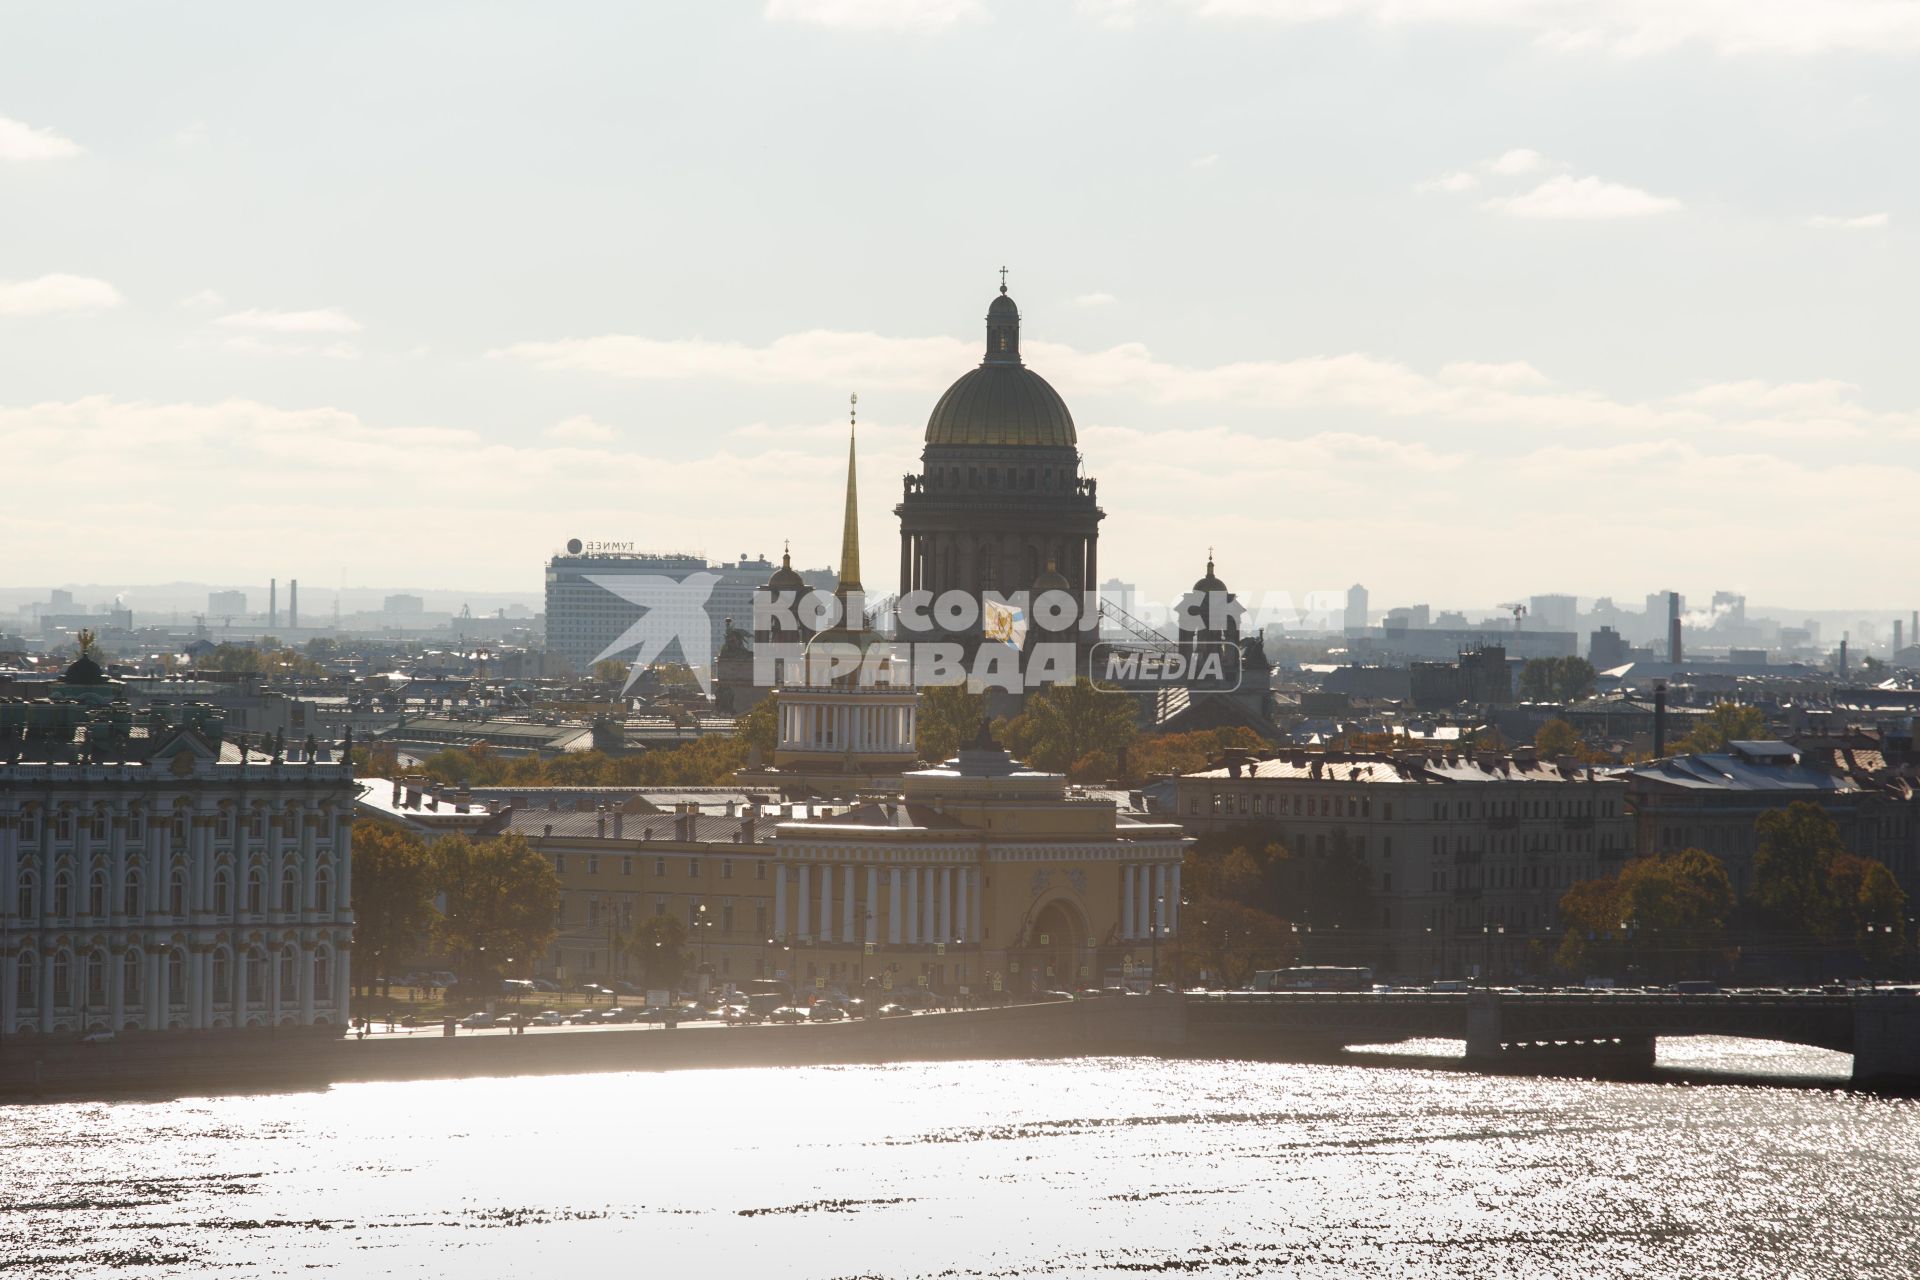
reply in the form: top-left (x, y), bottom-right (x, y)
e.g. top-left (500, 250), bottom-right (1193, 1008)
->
top-left (3, 1043), bottom-right (1914, 1278)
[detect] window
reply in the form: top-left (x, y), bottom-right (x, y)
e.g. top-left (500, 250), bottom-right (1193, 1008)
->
top-left (213, 869), bottom-right (231, 916)
top-left (246, 868), bottom-right (264, 914)
top-left (169, 950), bottom-right (187, 1005)
top-left (555, 854), bottom-right (568, 874)
top-left (687, 858), bottom-right (700, 878)
top-left (247, 949), bottom-right (266, 1004)
top-left (622, 857), bottom-right (633, 877)
top-left (722, 904), bottom-right (736, 932)
top-left (212, 949), bottom-right (230, 1001)
top-left (314, 949), bottom-right (331, 997)
top-left (17, 873), bottom-right (36, 920)
top-left (279, 948), bottom-right (298, 1003)
top-left (56, 811), bottom-right (73, 841)
top-left (17, 953), bottom-right (36, 1008)
top-left (655, 858), bottom-right (667, 877)
top-left (314, 869), bottom-right (332, 913)
top-left (722, 860), bottom-right (733, 880)
top-left (655, 897), bottom-right (667, 916)
top-left (280, 867), bottom-right (299, 913)
top-left (755, 861), bottom-right (767, 881)
top-left (52, 951), bottom-right (72, 1008)
top-left (123, 950), bottom-right (141, 1002)
top-left (755, 904), bottom-right (769, 937)
top-left (587, 856), bottom-right (600, 876)
top-left (169, 868), bottom-right (187, 916)
top-left (53, 871), bottom-right (72, 918)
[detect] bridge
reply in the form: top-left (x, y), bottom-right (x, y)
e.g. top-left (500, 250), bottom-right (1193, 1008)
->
top-left (1183, 990), bottom-right (1920, 1089)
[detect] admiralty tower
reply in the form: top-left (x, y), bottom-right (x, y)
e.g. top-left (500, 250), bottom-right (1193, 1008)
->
top-left (894, 277), bottom-right (1105, 657)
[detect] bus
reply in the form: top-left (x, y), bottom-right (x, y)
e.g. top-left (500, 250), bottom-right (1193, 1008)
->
top-left (741, 978), bottom-right (793, 1020)
top-left (1245, 966), bottom-right (1375, 993)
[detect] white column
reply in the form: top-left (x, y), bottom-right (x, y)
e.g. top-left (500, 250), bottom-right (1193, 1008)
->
top-left (818, 863), bottom-right (833, 943)
top-left (798, 864), bottom-right (811, 942)
top-left (922, 869), bottom-right (936, 944)
top-left (955, 869), bottom-right (969, 947)
top-left (904, 868), bottom-right (919, 944)
top-left (940, 867), bottom-right (954, 944)
top-left (842, 864), bottom-right (855, 942)
top-left (1122, 864), bottom-right (1136, 941)
top-left (774, 863), bottom-right (787, 941)
top-left (299, 943), bottom-right (316, 1024)
top-left (1152, 865), bottom-right (1167, 937)
top-left (1136, 867), bottom-right (1151, 940)
top-left (968, 868), bottom-right (981, 944)
top-left (888, 867), bottom-right (903, 945)
top-left (1169, 863), bottom-right (1182, 936)
top-left (865, 867), bottom-right (879, 945)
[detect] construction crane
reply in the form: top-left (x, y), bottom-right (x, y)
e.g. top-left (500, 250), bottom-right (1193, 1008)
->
top-left (1498, 602), bottom-right (1528, 632)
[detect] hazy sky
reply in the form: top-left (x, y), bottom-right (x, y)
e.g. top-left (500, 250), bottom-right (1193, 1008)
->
top-left (4, 0), bottom-right (1917, 613)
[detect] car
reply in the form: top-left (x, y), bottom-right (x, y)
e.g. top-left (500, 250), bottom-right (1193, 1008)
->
top-left (768, 1005), bottom-right (807, 1024)
top-left (565, 1008), bottom-right (602, 1026)
top-left (601, 1006), bottom-right (641, 1024)
top-left (876, 1002), bottom-right (914, 1018)
top-left (1035, 990), bottom-right (1076, 1002)
top-left (457, 1011), bottom-right (493, 1029)
top-left (493, 1012), bottom-right (526, 1030)
top-left (530, 1010), bottom-right (563, 1026)
top-left (611, 980), bottom-right (643, 996)
top-left (501, 979), bottom-right (537, 997)
top-left (529, 978), bottom-right (561, 993)
top-left (808, 1002), bottom-right (846, 1022)
top-left (575, 982), bottom-right (614, 999)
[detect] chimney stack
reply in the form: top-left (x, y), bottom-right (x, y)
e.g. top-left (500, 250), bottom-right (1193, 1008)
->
top-left (1652, 681), bottom-right (1669, 758)
top-left (290, 579), bottom-right (300, 629)
top-left (269, 578), bottom-right (278, 628)
top-left (1667, 591), bottom-right (1683, 666)
top-left (1839, 635), bottom-right (1848, 675)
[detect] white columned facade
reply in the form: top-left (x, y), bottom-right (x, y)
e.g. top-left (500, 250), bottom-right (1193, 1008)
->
top-left (904, 868), bottom-right (919, 944)
top-left (968, 869), bottom-right (981, 944)
top-left (955, 870), bottom-right (969, 947)
top-left (939, 868), bottom-right (954, 944)
top-left (841, 865), bottom-right (855, 942)
top-left (865, 867), bottom-right (879, 945)
top-left (1169, 864), bottom-right (1181, 934)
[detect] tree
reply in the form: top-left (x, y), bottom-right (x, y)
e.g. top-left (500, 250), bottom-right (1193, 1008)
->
top-left (999, 678), bottom-right (1137, 773)
top-left (431, 831), bottom-right (562, 993)
top-left (1173, 896), bottom-right (1298, 988)
top-left (1674, 702), bottom-right (1766, 755)
top-left (349, 821), bottom-right (437, 996)
top-left (1752, 801), bottom-right (1908, 974)
top-left (1555, 848), bottom-right (1734, 981)
top-left (1534, 718), bottom-right (1581, 758)
top-left (916, 682), bottom-right (989, 763)
top-left (629, 912), bottom-right (691, 992)
top-left (1518, 656), bottom-right (1596, 703)
top-left (592, 658), bottom-right (630, 686)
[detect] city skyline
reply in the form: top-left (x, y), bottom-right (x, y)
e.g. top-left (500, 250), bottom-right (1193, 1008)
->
top-left (4, 3), bottom-right (1919, 607)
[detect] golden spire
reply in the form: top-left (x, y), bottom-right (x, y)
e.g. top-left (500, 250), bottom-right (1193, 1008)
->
top-left (837, 393), bottom-right (862, 596)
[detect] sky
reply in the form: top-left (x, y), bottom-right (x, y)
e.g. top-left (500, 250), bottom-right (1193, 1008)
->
top-left (3, 0), bottom-right (1918, 616)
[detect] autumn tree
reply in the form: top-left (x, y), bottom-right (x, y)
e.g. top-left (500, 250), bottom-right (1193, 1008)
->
top-left (916, 682), bottom-right (989, 763)
top-left (1555, 848), bottom-right (1734, 981)
top-left (1534, 718), bottom-right (1581, 758)
top-left (1674, 702), bottom-right (1767, 755)
top-left (349, 820), bottom-right (437, 996)
top-left (1518, 656), bottom-right (1596, 703)
top-left (997, 678), bottom-right (1137, 774)
top-left (1752, 801), bottom-right (1908, 974)
top-left (431, 831), bottom-right (562, 993)
top-left (1175, 842), bottom-right (1296, 987)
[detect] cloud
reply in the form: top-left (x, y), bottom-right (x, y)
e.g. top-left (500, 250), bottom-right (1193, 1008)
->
top-left (177, 288), bottom-right (226, 311)
top-left (1192, 153), bottom-right (1221, 168)
top-left (1077, 0), bottom-right (1138, 27)
top-left (1416, 170), bottom-right (1477, 194)
top-left (1438, 361), bottom-right (1554, 389)
top-left (1173, 0), bottom-right (1920, 58)
top-left (220, 335), bottom-right (359, 360)
top-left (1808, 212), bottom-right (1890, 229)
top-left (1484, 174), bottom-right (1682, 219)
top-left (495, 329), bottom-right (977, 389)
top-left (1074, 291), bottom-right (1118, 308)
top-left (763, 0), bottom-right (989, 31)
top-left (1486, 147), bottom-right (1546, 175)
top-left (545, 414), bottom-right (620, 443)
top-left (0, 274), bottom-right (125, 316)
top-left (0, 116), bottom-right (83, 162)
top-left (214, 307), bottom-right (362, 334)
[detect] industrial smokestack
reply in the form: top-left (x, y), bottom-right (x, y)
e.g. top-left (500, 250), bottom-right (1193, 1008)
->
top-left (290, 579), bottom-right (299, 630)
top-left (269, 578), bottom-right (277, 628)
top-left (1839, 635), bottom-right (1848, 675)
top-left (1667, 591), bottom-right (1683, 666)
top-left (1653, 681), bottom-right (1668, 758)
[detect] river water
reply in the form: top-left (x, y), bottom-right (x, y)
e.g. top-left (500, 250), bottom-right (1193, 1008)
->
top-left (2, 1040), bottom-right (1915, 1278)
